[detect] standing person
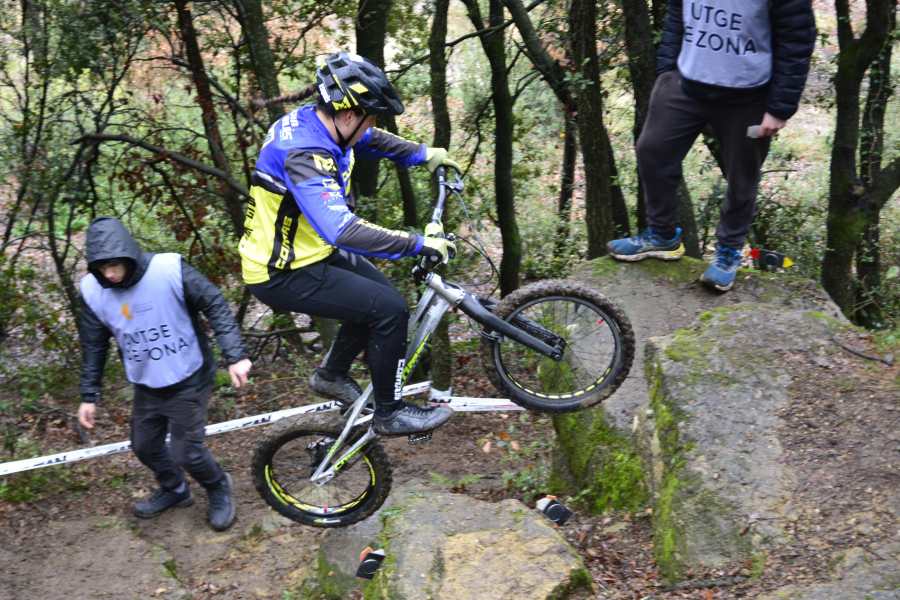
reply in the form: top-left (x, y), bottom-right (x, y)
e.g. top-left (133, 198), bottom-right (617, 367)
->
top-left (240, 51), bottom-right (459, 435)
top-left (77, 217), bottom-right (252, 531)
top-left (608, 0), bottom-right (816, 291)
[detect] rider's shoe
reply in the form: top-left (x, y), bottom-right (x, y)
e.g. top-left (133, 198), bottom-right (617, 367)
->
top-left (700, 243), bottom-right (743, 292)
top-left (373, 403), bottom-right (453, 436)
top-left (204, 473), bottom-right (236, 532)
top-left (607, 227), bottom-right (684, 261)
top-left (133, 482), bottom-right (193, 518)
top-left (309, 368), bottom-right (362, 406)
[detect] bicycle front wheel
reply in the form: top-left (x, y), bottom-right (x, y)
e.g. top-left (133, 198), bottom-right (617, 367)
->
top-left (480, 279), bottom-right (634, 412)
top-left (251, 413), bottom-right (392, 528)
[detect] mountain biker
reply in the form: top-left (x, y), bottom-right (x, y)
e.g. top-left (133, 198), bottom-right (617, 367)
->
top-left (78, 217), bottom-right (252, 531)
top-left (239, 51), bottom-right (459, 435)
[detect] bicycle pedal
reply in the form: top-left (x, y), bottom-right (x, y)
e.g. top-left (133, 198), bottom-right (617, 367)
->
top-left (407, 431), bottom-right (433, 445)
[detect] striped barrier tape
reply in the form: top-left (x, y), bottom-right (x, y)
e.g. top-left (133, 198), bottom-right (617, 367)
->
top-left (0, 382), bottom-right (521, 476)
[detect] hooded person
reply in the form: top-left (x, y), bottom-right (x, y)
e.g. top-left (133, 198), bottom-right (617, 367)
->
top-left (77, 217), bottom-right (252, 531)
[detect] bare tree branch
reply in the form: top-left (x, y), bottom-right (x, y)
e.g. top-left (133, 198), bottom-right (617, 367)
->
top-left (74, 133), bottom-right (249, 199)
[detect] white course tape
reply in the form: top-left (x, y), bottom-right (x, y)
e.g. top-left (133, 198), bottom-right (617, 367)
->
top-left (0, 382), bottom-right (520, 476)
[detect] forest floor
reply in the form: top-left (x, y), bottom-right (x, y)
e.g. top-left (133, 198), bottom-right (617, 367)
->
top-left (0, 311), bottom-right (897, 599)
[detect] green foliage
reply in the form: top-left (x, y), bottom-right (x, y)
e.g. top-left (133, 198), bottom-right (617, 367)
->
top-left (0, 436), bottom-right (77, 503)
top-left (520, 208), bottom-right (585, 280)
top-left (428, 472), bottom-right (483, 492)
top-left (498, 413), bottom-right (554, 503)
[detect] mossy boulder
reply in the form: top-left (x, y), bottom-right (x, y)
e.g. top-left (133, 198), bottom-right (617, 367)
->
top-left (548, 257), bottom-right (842, 516)
top-left (299, 483), bottom-right (592, 600)
top-left (637, 305), bottom-right (847, 581)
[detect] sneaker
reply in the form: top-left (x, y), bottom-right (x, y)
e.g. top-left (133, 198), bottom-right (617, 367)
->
top-left (700, 244), bottom-right (743, 292)
top-left (133, 483), bottom-right (193, 519)
top-left (309, 368), bottom-right (362, 405)
top-left (607, 227), bottom-right (685, 261)
top-left (373, 403), bottom-right (453, 436)
top-left (205, 473), bottom-right (236, 532)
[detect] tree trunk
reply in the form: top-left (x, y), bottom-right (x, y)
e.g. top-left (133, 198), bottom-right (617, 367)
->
top-left (650, 0), bottom-right (667, 33)
top-left (555, 115), bottom-right (577, 258)
top-left (855, 7), bottom-right (895, 326)
top-left (174, 0), bottom-right (244, 237)
top-left (354, 0), bottom-right (392, 199)
top-left (383, 116), bottom-right (419, 228)
top-left (621, 0), bottom-right (654, 230)
top-left (465, 0), bottom-right (521, 295)
top-left (569, 0), bottom-right (616, 258)
top-left (822, 0), bottom-right (895, 317)
top-left (427, 0), bottom-right (453, 393)
top-left (504, 0), bottom-right (623, 254)
top-left (233, 0), bottom-right (282, 125)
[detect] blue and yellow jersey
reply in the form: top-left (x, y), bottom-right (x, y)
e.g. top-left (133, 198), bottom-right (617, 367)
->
top-left (239, 104), bottom-right (427, 284)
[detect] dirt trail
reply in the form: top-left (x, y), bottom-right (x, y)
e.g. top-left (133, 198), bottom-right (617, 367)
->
top-left (1, 262), bottom-right (897, 599)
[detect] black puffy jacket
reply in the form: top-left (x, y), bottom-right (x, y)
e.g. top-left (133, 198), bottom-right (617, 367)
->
top-left (78, 217), bottom-right (247, 402)
top-left (656, 0), bottom-right (816, 120)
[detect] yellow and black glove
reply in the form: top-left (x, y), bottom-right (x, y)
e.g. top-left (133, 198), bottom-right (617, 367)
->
top-left (419, 222), bottom-right (456, 265)
top-left (425, 147), bottom-right (461, 174)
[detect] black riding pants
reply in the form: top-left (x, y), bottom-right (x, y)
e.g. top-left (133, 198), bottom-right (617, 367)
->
top-left (637, 70), bottom-right (772, 249)
top-left (247, 251), bottom-right (408, 415)
top-left (131, 380), bottom-right (224, 491)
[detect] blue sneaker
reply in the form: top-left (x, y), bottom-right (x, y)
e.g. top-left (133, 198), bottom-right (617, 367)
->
top-left (700, 244), bottom-right (743, 292)
top-left (607, 227), bottom-right (685, 262)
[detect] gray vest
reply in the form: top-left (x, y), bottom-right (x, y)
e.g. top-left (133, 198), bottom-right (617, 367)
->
top-left (80, 253), bottom-right (204, 388)
top-left (677, 0), bottom-right (772, 88)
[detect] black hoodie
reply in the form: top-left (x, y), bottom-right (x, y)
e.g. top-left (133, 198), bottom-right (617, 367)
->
top-left (79, 217), bottom-right (247, 402)
top-left (85, 216), bottom-right (149, 289)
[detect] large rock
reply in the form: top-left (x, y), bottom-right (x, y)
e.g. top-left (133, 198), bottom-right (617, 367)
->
top-left (297, 482), bottom-right (592, 600)
top-left (549, 257), bottom-right (840, 512)
top-left (636, 304), bottom-right (845, 580)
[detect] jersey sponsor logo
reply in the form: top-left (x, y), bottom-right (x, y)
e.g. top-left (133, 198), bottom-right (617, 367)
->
top-left (320, 191), bottom-right (342, 204)
top-left (242, 195), bottom-right (257, 238)
top-left (121, 303), bottom-right (132, 320)
top-left (274, 216), bottom-right (294, 269)
top-left (313, 154), bottom-right (337, 174)
top-left (393, 359), bottom-right (406, 401)
top-left (321, 177), bottom-right (341, 192)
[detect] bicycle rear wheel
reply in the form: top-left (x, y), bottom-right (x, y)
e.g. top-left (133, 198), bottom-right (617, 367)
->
top-left (251, 413), bottom-right (391, 527)
top-left (480, 279), bottom-right (634, 412)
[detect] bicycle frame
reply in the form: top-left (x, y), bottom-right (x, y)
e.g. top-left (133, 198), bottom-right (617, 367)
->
top-left (308, 168), bottom-right (565, 485)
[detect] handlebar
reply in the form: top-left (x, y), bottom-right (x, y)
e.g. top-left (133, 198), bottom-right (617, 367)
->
top-left (414, 166), bottom-right (465, 280)
top-left (430, 165), bottom-right (464, 227)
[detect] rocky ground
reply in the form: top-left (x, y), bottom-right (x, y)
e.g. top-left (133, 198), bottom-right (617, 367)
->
top-left (1, 261), bottom-right (898, 599)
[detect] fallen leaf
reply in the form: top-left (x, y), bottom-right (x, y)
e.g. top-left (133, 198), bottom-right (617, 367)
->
top-left (482, 440), bottom-right (492, 453)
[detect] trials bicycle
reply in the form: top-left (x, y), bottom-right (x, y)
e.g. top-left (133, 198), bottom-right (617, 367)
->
top-left (251, 167), bottom-right (635, 527)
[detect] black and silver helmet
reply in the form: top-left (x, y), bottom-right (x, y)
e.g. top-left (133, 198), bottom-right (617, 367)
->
top-left (315, 52), bottom-right (404, 116)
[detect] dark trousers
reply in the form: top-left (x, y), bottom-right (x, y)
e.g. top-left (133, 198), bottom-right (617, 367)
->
top-left (247, 251), bottom-right (408, 414)
top-left (638, 70), bottom-right (772, 249)
top-left (131, 381), bottom-right (224, 491)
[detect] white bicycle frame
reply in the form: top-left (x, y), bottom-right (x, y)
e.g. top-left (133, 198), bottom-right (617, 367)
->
top-left (307, 271), bottom-right (472, 485)
top-left (307, 168), bottom-right (565, 486)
